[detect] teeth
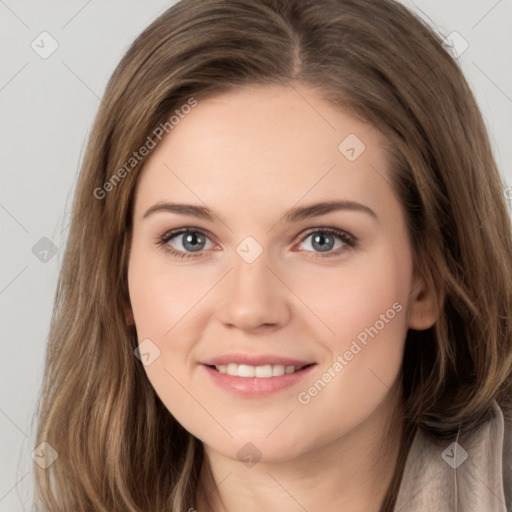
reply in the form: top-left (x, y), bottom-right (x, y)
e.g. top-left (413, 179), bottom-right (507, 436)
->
top-left (215, 363), bottom-right (302, 377)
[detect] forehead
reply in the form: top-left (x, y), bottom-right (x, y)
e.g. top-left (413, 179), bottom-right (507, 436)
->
top-left (133, 83), bottom-right (395, 222)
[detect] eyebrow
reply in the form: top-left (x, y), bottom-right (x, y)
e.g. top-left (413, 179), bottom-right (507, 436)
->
top-left (143, 200), bottom-right (378, 223)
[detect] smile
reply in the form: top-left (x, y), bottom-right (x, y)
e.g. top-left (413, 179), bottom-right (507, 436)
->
top-left (202, 363), bottom-right (317, 397)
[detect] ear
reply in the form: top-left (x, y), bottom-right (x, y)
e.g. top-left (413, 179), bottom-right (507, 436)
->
top-left (124, 302), bottom-right (135, 327)
top-left (407, 271), bottom-right (439, 330)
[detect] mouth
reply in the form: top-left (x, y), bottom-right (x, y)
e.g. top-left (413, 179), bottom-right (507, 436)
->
top-left (201, 361), bottom-right (317, 397)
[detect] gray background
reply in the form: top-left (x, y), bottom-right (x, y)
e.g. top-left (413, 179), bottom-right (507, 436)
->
top-left (1, 1), bottom-right (511, 510)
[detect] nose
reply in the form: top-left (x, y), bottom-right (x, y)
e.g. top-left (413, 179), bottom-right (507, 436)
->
top-left (216, 249), bottom-right (292, 333)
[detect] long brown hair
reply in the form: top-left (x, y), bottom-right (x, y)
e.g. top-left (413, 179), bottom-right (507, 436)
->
top-left (33, 0), bottom-right (512, 510)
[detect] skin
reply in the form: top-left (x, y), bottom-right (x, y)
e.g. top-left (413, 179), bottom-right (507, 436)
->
top-left (126, 83), bottom-right (438, 512)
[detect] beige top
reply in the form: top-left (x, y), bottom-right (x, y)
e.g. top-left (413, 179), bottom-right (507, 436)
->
top-left (394, 400), bottom-right (511, 511)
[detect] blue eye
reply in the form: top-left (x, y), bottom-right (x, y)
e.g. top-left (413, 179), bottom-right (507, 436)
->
top-left (298, 228), bottom-right (355, 257)
top-left (159, 229), bottom-right (214, 259)
top-left (157, 227), bottom-right (356, 259)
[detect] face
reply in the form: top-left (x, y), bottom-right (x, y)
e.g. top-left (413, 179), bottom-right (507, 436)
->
top-left (127, 83), bottom-right (436, 464)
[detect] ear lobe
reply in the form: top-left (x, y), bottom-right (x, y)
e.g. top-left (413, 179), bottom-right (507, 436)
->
top-left (407, 272), bottom-right (439, 330)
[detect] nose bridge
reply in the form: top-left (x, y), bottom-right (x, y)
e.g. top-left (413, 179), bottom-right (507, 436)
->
top-left (216, 241), bottom-right (290, 330)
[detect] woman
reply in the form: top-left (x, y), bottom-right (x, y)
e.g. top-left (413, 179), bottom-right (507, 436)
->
top-left (33, 0), bottom-right (512, 510)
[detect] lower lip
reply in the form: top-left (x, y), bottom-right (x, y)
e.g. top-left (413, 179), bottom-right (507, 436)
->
top-left (201, 364), bottom-right (316, 397)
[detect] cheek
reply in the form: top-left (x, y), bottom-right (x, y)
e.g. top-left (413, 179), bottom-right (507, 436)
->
top-left (127, 243), bottom-right (220, 374)
top-left (127, 244), bottom-right (205, 338)
top-left (292, 245), bottom-right (412, 351)
top-left (127, 251), bottom-right (207, 434)
top-left (294, 246), bottom-right (412, 427)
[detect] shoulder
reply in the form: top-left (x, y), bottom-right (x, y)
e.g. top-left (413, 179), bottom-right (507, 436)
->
top-left (394, 400), bottom-right (511, 511)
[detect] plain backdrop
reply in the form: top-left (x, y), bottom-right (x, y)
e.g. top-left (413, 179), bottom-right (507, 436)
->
top-left (1, 0), bottom-right (511, 510)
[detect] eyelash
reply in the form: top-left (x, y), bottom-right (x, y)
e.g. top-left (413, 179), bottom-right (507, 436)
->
top-left (156, 227), bottom-right (357, 260)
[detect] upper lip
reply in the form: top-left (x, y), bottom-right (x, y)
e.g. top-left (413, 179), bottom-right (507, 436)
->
top-left (202, 353), bottom-right (316, 367)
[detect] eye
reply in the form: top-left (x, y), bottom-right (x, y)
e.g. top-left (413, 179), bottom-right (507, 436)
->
top-left (296, 228), bottom-right (356, 258)
top-left (158, 228), bottom-right (215, 259)
top-left (157, 226), bottom-right (356, 260)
